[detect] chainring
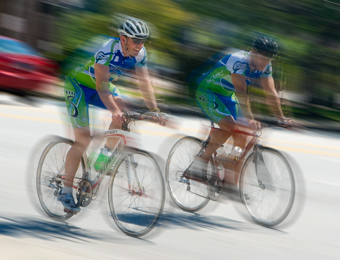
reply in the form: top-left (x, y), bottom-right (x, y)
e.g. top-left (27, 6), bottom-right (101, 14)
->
top-left (207, 175), bottom-right (222, 201)
top-left (76, 180), bottom-right (93, 207)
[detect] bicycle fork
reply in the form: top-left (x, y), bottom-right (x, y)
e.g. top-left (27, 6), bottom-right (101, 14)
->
top-left (253, 145), bottom-right (274, 190)
top-left (125, 154), bottom-right (144, 196)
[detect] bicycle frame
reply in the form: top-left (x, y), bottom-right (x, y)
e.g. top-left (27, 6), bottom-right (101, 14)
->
top-left (85, 128), bottom-right (147, 196)
top-left (232, 127), bottom-right (260, 168)
top-left (83, 110), bottom-right (164, 197)
top-left (166, 120), bottom-right (297, 226)
top-left (72, 111), bottom-right (168, 206)
top-left (211, 125), bottom-right (275, 191)
top-left (33, 111), bottom-right (167, 237)
top-left (193, 124), bottom-right (263, 185)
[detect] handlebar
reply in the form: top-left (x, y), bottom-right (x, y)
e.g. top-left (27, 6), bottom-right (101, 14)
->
top-left (231, 118), bottom-right (296, 138)
top-left (260, 117), bottom-right (303, 130)
top-left (121, 111), bottom-right (169, 131)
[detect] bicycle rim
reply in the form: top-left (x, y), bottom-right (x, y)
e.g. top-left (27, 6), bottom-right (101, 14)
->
top-left (239, 146), bottom-right (295, 227)
top-left (165, 136), bottom-right (210, 213)
top-left (36, 137), bottom-right (84, 221)
top-left (108, 148), bottom-right (165, 237)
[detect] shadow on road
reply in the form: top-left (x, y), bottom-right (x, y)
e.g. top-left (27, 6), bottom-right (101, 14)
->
top-left (158, 210), bottom-right (286, 235)
top-left (160, 212), bottom-right (242, 231)
top-left (0, 215), bottom-right (122, 242)
top-left (0, 209), bottom-right (285, 243)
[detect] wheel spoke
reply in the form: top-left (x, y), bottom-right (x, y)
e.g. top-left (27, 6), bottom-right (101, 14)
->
top-left (165, 137), bottom-right (210, 212)
top-left (239, 147), bottom-right (295, 227)
top-left (36, 138), bottom-right (85, 221)
top-left (108, 148), bottom-right (164, 237)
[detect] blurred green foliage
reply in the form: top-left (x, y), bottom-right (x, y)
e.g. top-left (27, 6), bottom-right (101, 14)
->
top-left (48, 0), bottom-right (340, 117)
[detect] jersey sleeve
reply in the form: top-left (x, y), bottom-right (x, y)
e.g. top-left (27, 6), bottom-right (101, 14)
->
top-left (135, 47), bottom-right (148, 67)
top-left (226, 52), bottom-right (248, 76)
top-left (261, 64), bottom-right (273, 77)
top-left (94, 39), bottom-right (114, 66)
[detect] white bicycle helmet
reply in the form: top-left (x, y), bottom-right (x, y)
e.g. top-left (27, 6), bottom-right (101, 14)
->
top-left (118, 18), bottom-right (149, 39)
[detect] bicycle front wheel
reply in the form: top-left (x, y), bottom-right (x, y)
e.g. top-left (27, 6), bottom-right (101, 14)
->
top-left (36, 137), bottom-right (85, 220)
top-left (239, 146), bottom-right (295, 227)
top-left (108, 147), bottom-right (165, 238)
top-left (165, 136), bottom-right (210, 213)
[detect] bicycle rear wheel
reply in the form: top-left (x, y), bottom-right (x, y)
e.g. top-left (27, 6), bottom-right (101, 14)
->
top-left (165, 136), bottom-right (210, 213)
top-left (239, 146), bottom-right (295, 227)
top-left (36, 137), bottom-right (85, 220)
top-left (108, 147), bottom-right (165, 238)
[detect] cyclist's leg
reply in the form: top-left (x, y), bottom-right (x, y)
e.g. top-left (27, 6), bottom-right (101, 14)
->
top-left (106, 97), bottom-right (125, 148)
top-left (62, 77), bottom-right (92, 211)
top-left (229, 130), bottom-right (247, 184)
top-left (64, 128), bottom-right (91, 188)
top-left (90, 84), bottom-right (123, 149)
top-left (225, 95), bottom-right (248, 185)
top-left (196, 87), bottom-right (235, 162)
top-left (230, 95), bottom-right (248, 150)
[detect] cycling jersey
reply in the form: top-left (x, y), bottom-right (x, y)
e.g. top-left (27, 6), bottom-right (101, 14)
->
top-left (64, 37), bottom-right (148, 128)
top-left (69, 37), bottom-right (148, 89)
top-left (197, 50), bottom-right (272, 97)
top-left (196, 50), bottom-right (272, 124)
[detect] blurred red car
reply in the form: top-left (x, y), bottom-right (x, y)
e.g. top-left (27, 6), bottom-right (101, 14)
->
top-left (0, 35), bottom-right (59, 95)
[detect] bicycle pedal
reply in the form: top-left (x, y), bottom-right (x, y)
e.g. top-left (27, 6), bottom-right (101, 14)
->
top-left (64, 208), bottom-right (79, 214)
top-left (208, 186), bottom-right (220, 201)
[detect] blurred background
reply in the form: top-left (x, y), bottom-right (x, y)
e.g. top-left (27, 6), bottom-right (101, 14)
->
top-left (1, 0), bottom-right (340, 128)
top-left (1, 2), bottom-right (340, 258)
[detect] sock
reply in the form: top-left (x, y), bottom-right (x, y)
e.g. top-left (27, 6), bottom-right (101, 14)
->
top-left (62, 186), bottom-right (73, 194)
top-left (104, 145), bottom-right (112, 151)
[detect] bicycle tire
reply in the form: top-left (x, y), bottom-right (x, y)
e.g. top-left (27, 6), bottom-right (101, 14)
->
top-left (165, 136), bottom-right (210, 213)
top-left (239, 146), bottom-right (295, 227)
top-left (108, 147), bottom-right (165, 237)
top-left (36, 137), bottom-right (85, 221)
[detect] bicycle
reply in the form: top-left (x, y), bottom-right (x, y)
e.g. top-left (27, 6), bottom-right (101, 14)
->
top-left (165, 120), bottom-right (298, 227)
top-left (30, 111), bottom-right (168, 237)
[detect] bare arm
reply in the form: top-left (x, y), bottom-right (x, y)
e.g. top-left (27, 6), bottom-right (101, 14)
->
top-left (94, 63), bottom-right (121, 114)
top-left (261, 76), bottom-right (284, 119)
top-left (135, 66), bottom-right (158, 111)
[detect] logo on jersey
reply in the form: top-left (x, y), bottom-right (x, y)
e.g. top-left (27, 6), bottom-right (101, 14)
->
top-left (199, 94), bottom-right (218, 109)
top-left (96, 51), bottom-right (108, 62)
top-left (209, 101), bottom-right (219, 109)
top-left (65, 92), bottom-right (79, 118)
top-left (140, 56), bottom-right (148, 66)
top-left (264, 65), bottom-right (272, 75)
top-left (109, 65), bottom-right (127, 76)
top-left (233, 61), bottom-right (247, 72)
top-left (199, 94), bottom-right (208, 102)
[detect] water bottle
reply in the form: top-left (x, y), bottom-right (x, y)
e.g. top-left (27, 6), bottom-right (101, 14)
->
top-left (93, 147), bottom-right (112, 172)
top-left (229, 146), bottom-right (242, 160)
top-left (89, 147), bottom-right (112, 186)
top-left (215, 145), bottom-right (228, 180)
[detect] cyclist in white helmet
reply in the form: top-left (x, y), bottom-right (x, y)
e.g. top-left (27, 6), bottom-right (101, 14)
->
top-left (60, 17), bottom-right (160, 212)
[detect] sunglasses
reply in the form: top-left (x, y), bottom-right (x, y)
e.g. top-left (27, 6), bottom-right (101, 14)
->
top-left (130, 38), bottom-right (146, 45)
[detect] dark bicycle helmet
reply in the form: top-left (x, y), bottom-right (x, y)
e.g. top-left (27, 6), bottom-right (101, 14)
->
top-left (118, 18), bottom-right (149, 39)
top-left (252, 37), bottom-right (278, 58)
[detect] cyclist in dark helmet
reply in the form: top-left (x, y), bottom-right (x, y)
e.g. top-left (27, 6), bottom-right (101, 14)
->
top-left (186, 36), bottom-right (291, 190)
top-left (252, 36), bottom-right (279, 58)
